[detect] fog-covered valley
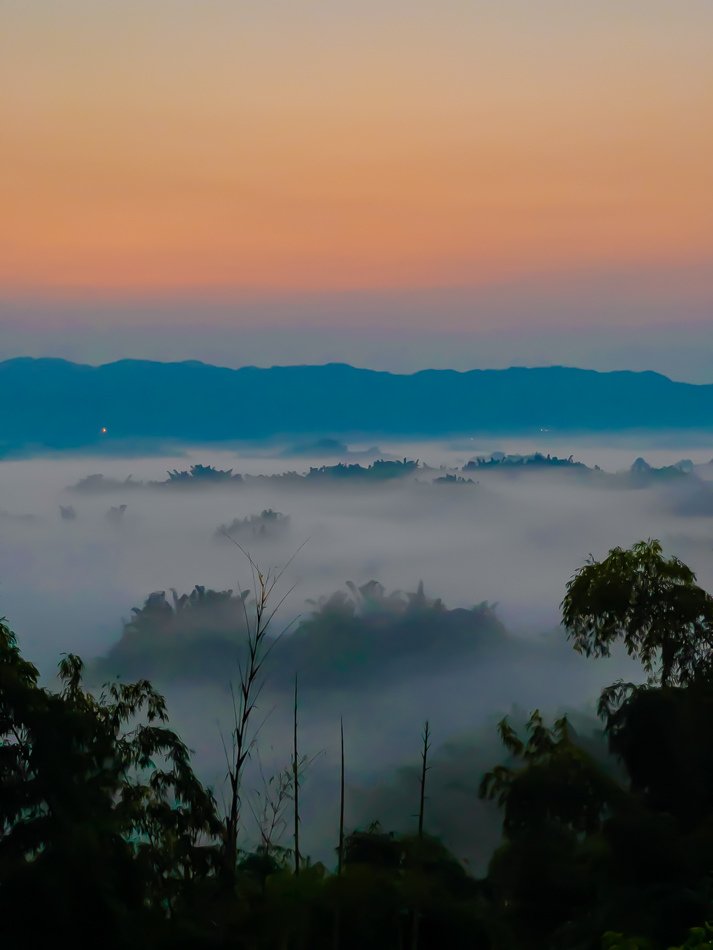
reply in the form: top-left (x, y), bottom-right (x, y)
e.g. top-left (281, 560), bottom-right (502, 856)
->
top-left (2, 435), bottom-right (713, 867)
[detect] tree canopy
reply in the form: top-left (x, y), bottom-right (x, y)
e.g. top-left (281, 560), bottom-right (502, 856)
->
top-left (562, 539), bottom-right (713, 687)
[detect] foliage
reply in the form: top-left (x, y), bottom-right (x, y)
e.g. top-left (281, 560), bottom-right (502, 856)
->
top-left (604, 922), bottom-right (713, 949)
top-left (92, 579), bottom-right (506, 687)
top-left (433, 473), bottom-right (475, 484)
top-left (480, 710), bottom-right (622, 837)
top-left (602, 934), bottom-right (653, 949)
top-left (290, 580), bottom-right (504, 686)
top-left (670, 922), bottom-right (713, 948)
top-left (167, 464), bottom-right (241, 483)
top-left (562, 539), bottom-right (713, 687)
top-left (464, 451), bottom-right (588, 471)
top-left (92, 585), bottom-right (252, 682)
top-left (0, 617), bottom-right (220, 947)
top-left (70, 458), bottom-right (421, 492)
top-left (603, 682), bottom-right (713, 827)
top-left (478, 541), bottom-right (713, 948)
top-left (216, 508), bottom-right (290, 542)
top-left (304, 458), bottom-right (419, 481)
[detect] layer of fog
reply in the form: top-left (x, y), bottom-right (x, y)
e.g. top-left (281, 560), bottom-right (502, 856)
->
top-left (1, 436), bottom-right (713, 868)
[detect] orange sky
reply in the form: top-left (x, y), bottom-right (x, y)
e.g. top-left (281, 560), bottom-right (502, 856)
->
top-left (2, 0), bottom-right (712, 297)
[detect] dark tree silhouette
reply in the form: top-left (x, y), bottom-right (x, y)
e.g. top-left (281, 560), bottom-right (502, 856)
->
top-left (562, 539), bottom-right (713, 687)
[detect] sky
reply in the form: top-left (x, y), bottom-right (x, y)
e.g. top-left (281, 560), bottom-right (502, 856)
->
top-left (2, 1), bottom-right (712, 378)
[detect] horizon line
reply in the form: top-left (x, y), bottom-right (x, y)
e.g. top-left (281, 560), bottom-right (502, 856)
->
top-left (0, 355), bottom-right (687, 383)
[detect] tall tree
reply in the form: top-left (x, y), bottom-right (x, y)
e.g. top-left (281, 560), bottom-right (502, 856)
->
top-left (417, 720), bottom-right (431, 840)
top-left (220, 552), bottom-right (294, 877)
top-left (293, 673), bottom-right (300, 876)
top-left (338, 716), bottom-right (345, 875)
top-left (562, 539), bottom-right (713, 687)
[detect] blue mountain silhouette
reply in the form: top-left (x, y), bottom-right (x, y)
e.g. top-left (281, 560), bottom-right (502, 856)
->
top-left (1, 358), bottom-right (711, 453)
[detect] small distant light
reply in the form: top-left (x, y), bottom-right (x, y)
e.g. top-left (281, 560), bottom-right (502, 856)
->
top-left (100, 426), bottom-right (108, 434)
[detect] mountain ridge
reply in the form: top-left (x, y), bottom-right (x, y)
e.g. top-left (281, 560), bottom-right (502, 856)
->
top-left (1, 358), bottom-right (710, 453)
top-left (0, 355), bottom-right (679, 380)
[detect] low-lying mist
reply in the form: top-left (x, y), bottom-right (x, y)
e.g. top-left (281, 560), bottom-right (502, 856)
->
top-left (1, 435), bottom-right (712, 867)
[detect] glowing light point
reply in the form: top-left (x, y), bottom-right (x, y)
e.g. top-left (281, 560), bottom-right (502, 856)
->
top-left (100, 426), bottom-right (108, 434)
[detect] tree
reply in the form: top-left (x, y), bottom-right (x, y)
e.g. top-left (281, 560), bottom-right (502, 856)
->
top-left (562, 539), bottom-right (713, 687)
top-left (480, 710), bottom-right (621, 837)
top-left (293, 674), bottom-right (300, 876)
top-left (478, 708), bottom-right (645, 948)
top-left (220, 560), bottom-right (291, 879)
top-left (562, 540), bottom-right (713, 827)
top-left (0, 618), bottom-right (220, 947)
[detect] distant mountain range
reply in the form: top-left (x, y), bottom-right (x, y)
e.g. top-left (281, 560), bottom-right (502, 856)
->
top-left (1, 358), bottom-right (712, 454)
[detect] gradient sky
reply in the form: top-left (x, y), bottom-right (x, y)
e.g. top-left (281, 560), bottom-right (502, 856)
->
top-left (2, 1), bottom-right (712, 377)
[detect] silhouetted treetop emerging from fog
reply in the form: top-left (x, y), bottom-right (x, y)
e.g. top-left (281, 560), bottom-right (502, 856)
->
top-left (92, 580), bottom-right (506, 687)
